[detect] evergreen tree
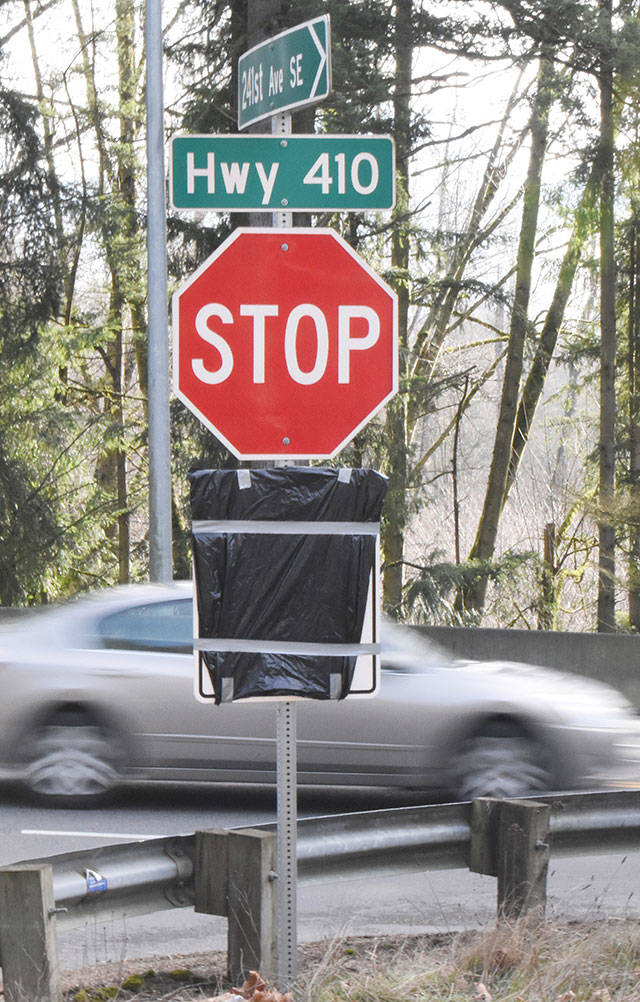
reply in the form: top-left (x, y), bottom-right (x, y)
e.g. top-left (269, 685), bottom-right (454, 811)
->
top-left (0, 74), bottom-right (65, 602)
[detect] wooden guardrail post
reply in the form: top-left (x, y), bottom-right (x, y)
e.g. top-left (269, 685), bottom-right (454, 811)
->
top-left (0, 863), bottom-right (62, 1002)
top-left (470, 798), bottom-right (551, 920)
top-left (195, 828), bottom-right (278, 983)
top-left (469, 797), bottom-right (501, 877)
top-left (497, 799), bottom-right (550, 919)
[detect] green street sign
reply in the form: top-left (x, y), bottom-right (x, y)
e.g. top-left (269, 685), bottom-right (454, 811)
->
top-left (170, 134), bottom-right (395, 212)
top-left (238, 15), bottom-right (331, 130)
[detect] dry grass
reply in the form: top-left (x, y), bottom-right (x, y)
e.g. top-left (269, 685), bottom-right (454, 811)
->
top-left (62, 920), bottom-right (640, 1002)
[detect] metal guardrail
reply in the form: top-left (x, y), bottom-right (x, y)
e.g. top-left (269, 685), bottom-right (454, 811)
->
top-left (25, 834), bottom-right (196, 930)
top-left (296, 800), bottom-right (471, 879)
top-left (545, 789), bottom-right (640, 854)
top-left (12, 788), bottom-right (640, 930)
top-left (290, 788), bottom-right (640, 878)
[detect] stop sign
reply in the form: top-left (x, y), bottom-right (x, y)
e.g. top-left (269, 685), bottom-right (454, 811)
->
top-left (173, 227), bottom-right (398, 459)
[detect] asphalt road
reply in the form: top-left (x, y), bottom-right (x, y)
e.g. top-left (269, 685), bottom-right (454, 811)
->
top-left (1, 780), bottom-right (640, 973)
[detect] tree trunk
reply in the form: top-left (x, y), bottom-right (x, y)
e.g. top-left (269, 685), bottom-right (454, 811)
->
top-left (452, 378), bottom-right (469, 566)
top-left (70, 0), bottom-right (136, 582)
top-left (111, 0), bottom-right (141, 584)
top-left (597, 0), bottom-right (617, 632)
top-left (71, 0), bottom-right (113, 193)
top-left (22, 0), bottom-right (63, 243)
top-left (409, 74), bottom-right (525, 403)
top-left (505, 157), bottom-right (603, 497)
top-left (114, 326), bottom-right (130, 585)
top-left (538, 522), bottom-right (556, 630)
top-left (459, 55), bottom-right (555, 615)
top-left (628, 221), bottom-right (640, 629)
top-left (117, 0), bottom-right (148, 411)
top-left (382, 0), bottom-right (412, 615)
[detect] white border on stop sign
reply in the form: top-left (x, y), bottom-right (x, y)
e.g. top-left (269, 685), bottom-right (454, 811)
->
top-left (171, 227), bottom-right (399, 461)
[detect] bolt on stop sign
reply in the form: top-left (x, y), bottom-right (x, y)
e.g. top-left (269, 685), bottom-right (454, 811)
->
top-left (173, 228), bottom-right (398, 459)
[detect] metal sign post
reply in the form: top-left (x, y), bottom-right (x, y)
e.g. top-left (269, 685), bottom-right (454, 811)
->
top-left (190, 468), bottom-right (386, 994)
top-left (145, 0), bottom-right (173, 582)
top-left (276, 699), bottom-right (297, 989)
top-left (178, 17), bottom-right (392, 997)
top-left (272, 110), bottom-right (298, 993)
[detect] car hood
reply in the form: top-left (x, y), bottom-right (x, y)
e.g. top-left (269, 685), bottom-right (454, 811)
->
top-left (448, 656), bottom-right (635, 719)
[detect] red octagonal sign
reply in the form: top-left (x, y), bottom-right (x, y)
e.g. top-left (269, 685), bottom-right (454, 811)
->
top-left (173, 228), bottom-right (398, 459)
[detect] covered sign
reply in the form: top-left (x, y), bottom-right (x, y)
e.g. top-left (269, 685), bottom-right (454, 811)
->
top-left (190, 466), bottom-right (386, 703)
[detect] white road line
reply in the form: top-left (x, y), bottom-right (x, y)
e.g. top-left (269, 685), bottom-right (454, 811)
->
top-left (21, 829), bottom-right (163, 840)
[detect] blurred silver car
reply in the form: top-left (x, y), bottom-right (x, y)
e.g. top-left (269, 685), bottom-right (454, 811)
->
top-left (0, 581), bottom-right (637, 804)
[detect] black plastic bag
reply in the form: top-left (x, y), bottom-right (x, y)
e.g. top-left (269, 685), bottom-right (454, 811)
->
top-left (190, 466), bottom-right (386, 703)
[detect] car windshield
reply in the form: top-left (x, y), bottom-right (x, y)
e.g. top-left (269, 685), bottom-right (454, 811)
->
top-left (380, 620), bottom-right (456, 670)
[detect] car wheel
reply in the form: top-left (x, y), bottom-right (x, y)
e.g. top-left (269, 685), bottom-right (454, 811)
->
top-left (24, 721), bottom-right (119, 804)
top-left (453, 729), bottom-right (552, 801)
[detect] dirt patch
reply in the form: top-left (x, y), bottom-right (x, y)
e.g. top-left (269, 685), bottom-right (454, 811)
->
top-left (61, 932), bottom-right (459, 1000)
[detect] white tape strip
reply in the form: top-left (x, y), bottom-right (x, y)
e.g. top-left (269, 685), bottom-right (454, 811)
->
top-left (192, 520), bottom-right (380, 535)
top-left (338, 468), bottom-right (352, 483)
top-left (237, 470), bottom-right (252, 489)
top-left (195, 639), bottom-right (380, 656)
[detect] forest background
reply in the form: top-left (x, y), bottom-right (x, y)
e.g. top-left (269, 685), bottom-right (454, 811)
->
top-left (0, 0), bottom-right (637, 633)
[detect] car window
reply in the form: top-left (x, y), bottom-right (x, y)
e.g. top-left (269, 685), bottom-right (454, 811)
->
top-left (97, 599), bottom-right (193, 653)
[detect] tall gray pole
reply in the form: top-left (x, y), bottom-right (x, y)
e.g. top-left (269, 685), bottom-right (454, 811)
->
top-left (145, 0), bottom-right (173, 582)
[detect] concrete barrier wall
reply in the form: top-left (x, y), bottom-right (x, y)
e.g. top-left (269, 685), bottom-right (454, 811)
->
top-left (417, 625), bottom-right (640, 709)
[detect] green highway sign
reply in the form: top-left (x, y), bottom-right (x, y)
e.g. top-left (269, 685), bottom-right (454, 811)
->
top-left (238, 15), bottom-right (331, 130)
top-left (170, 134), bottom-right (395, 212)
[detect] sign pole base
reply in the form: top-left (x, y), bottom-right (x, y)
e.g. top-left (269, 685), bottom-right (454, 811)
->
top-left (276, 699), bottom-right (297, 991)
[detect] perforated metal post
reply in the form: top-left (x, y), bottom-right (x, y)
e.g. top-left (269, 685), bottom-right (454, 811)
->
top-left (272, 113), bottom-right (293, 227)
top-left (271, 109), bottom-right (297, 993)
top-left (276, 700), bottom-right (297, 990)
